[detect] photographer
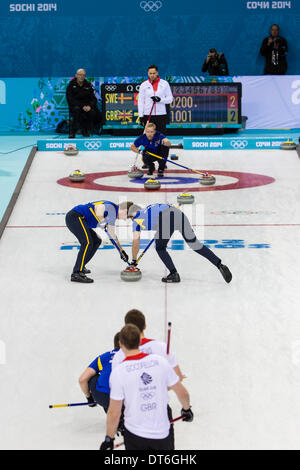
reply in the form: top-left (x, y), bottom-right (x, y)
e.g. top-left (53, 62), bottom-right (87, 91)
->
top-left (260, 24), bottom-right (288, 75)
top-left (202, 48), bottom-right (229, 76)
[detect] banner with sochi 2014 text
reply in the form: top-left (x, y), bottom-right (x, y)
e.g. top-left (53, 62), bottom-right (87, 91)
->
top-left (0, 75), bottom-right (299, 132)
top-left (0, 1), bottom-right (299, 77)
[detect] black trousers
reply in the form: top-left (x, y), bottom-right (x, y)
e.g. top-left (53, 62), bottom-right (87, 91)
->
top-left (143, 144), bottom-right (169, 173)
top-left (124, 427), bottom-right (174, 451)
top-left (65, 210), bottom-right (102, 273)
top-left (143, 114), bottom-right (168, 134)
top-left (70, 105), bottom-right (101, 133)
top-left (88, 375), bottom-right (110, 412)
top-left (155, 207), bottom-right (221, 273)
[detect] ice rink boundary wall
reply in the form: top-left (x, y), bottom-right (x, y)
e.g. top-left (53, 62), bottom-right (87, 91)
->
top-left (37, 136), bottom-right (300, 152)
top-left (0, 146), bottom-right (37, 240)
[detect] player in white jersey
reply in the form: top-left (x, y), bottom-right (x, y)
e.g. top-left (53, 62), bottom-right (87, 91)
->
top-left (100, 324), bottom-right (193, 450)
top-left (111, 309), bottom-right (185, 382)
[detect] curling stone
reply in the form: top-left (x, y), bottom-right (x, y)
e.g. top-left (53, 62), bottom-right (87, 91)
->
top-left (281, 139), bottom-right (296, 150)
top-left (128, 167), bottom-right (144, 179)
top-left (144, 178), bottom-right (161, 190)
top-left (64, 145), bottom-right (79, 156)
top-left (170, 154), bottom-right (179, 160)
top-left (69, 170), bottom-right (85, 182)
top-left (177, 193), bottom-right (195, 205)
top-left (120, 266), bottom-right (142, 282)
top-left (199, 172), bottom-right (216, 186)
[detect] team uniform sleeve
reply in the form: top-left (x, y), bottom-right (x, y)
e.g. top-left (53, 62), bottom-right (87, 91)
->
top-left (134, 135), bottom-right (144, 148)
top-left (88, 357), bottom-right (100, 373)
top-left (105, 205), bottom-right (118, 226)
top-left (166, 349), bottom-right (178, 368)
top-left (132, 220), bottom-right (141, 232)
top-left (160, 81), bottom-right (173, 105)
top-left (111, 350), bottom-right (124, 370)
top-left (109, 368), bottom-right (125, 401)
top-left (138, 82), bottom-right (146, 117)
top-left (160, 357), bottom-right (180, 388)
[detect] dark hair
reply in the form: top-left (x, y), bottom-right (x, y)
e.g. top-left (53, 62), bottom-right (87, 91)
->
top-left (114, 332), bottom-right (120, 350)
top-left (125, 309), bottom-right (145, 333)
top-left (271, 24), bottom-right (279, 30)
top-left (119, 324), bottom-right (140, 350)
top-left (119, 201), bottom-right (134, 212)
top-left (148, 64), bottom-right (158, 71)
top-left (209, 48), bottom-right (217, 53)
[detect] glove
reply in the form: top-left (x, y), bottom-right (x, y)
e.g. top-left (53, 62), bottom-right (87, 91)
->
top-left (139, 116), bottom-right (145, 127)
top-left (120, 249), bottom-right (129, 263)
top-left (87, 396), bottom-right (96, 408)
top-left (99, 435), bottom-right (114, 450)
top-left (151, 96), bottom-right (161, 102)
top-left (130, 259), bottom-right (138, 267)
top-left (181, 407), bottom-right (194, 422)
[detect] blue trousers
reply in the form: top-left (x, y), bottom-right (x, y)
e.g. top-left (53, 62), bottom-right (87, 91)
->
top-left (65, 210), bottom-right (102, 273)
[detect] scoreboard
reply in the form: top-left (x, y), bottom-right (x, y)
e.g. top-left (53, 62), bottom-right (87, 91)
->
top-left (101, 82), bottom-right (242, 133)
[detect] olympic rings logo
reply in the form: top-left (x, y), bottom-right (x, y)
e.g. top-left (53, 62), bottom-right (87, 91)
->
top-left (140, 1), bottom-right (163, 12)
top-left (230, 140), bottom-right (248, 149)
top-left (84, 141), bottom-right (102, 150)
top-left (141, 392), bottom-right (155, 400)
top-left (105, 85), bottom-right (117, 91)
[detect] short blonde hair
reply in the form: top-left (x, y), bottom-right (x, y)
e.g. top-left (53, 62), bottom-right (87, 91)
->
top-left (146, 122), bottom-right (156, 130)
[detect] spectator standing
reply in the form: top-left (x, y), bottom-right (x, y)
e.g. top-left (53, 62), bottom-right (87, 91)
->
top-left (260, 24), bottom-right (288, 75)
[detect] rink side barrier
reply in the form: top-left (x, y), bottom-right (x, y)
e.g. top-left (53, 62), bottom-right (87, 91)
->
top-left (37, 135), bottom-right (297, 152)
top-left (0, 146), bottom-right (37, 240)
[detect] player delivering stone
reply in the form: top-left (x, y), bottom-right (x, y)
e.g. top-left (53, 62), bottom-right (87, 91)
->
top-left (130, 122), bottom-right (170, 178)
top-left (126, 203), bottom-right (232, 283)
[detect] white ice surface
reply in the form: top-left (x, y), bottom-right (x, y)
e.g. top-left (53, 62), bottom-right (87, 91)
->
top-left (0, 148), bottom-right (300, 450)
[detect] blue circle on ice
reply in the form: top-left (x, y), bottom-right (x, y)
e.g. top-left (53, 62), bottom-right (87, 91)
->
top-left (131, 176), bottom-right (197, 185)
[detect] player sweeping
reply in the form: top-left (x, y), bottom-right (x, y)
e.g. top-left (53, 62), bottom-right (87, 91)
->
top-left (126, 203), bottom-right (232, 283)
top-left (65, 201), bottom-right (131, 283)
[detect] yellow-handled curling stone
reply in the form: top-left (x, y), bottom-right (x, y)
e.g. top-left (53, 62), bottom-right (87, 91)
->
top-left (177, 193), bottom-right (195, 204)
top-left (281, 139), bottom-right (296, 150)
top-left (144, 178), bottom-right (161, 190)
top-left (69, 170), bottom-right (85, 182)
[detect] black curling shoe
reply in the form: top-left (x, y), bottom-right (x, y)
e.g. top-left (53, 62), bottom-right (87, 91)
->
top-left (71, 272), bottom-right (94, 283)
top-left (162, 272), bottom-right (181, 283)
top-left (218, 264), bottom-right (232, 283)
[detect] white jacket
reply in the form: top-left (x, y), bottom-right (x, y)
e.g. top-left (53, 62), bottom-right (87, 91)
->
top-left (138, 78), bottom-right (173, 117)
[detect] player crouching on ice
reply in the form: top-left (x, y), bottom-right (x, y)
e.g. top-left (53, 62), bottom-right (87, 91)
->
top-left (130, 122), bottom-right (170, 178)
top-left (65, 201), bottom-right (131, 283)
top-left (127, 203), bottom-right (232, 283)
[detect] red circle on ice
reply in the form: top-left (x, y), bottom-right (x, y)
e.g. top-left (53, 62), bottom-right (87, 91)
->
top-left (57, 170), bottom-right (275, 192)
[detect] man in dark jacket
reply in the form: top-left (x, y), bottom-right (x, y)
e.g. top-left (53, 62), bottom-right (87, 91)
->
top-left (260, 24), bottom-right (288, 75)
top-left (202, 49), bottom-right (229, 76)
top-left (66, 69), bottom-right (101, 138)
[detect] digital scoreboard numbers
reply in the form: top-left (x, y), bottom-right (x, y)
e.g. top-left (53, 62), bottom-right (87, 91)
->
top-left (101, 83), bottom-right (242, 132)
top-left (169, 84), bottom-right (241, 128)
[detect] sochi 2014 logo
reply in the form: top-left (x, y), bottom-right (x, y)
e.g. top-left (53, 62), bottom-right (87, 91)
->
top-left (140, 1), bottom-right (163, 12)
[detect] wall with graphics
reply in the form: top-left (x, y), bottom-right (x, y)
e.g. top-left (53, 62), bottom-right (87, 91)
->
top-left (0, 75), bottom-right (299, 132)
top-left (0, 1), bottom-right (299, 77)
